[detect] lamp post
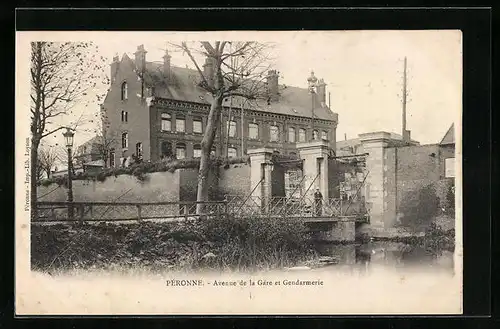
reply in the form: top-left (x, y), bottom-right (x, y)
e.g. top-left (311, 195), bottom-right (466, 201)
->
top-left (63, 127), bottom-right (75, 220)
top-left (307, 71), bottom-right (318, 142)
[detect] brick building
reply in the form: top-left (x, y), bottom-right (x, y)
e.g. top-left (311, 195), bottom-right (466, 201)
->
top-left (74, 136), bottom-right (102, 167)
top-left (100, 45), bottom-right (338, 167)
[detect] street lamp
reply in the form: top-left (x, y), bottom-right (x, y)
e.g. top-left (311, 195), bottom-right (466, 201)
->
top-left (63, 127), bottom-right (75, 220)
top-left (307, 71), bottom-right (318, 142)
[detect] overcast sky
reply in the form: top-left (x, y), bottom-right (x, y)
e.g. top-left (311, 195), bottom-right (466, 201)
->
top-left (18, 30), bottom-right (462, 152)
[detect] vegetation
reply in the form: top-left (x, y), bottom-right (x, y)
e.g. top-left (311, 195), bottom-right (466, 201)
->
top-left (31, 215), bottom-right (316, 273)
top-left (30, 41), bottom-right (108, 220)
top-left (38, 156), bottom-right (250, 187)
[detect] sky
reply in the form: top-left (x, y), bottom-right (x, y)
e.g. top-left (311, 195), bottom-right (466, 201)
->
top-left (18, 30), bottom-right (462, 155)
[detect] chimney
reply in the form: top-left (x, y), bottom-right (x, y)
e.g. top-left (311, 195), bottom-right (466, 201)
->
top-left (110, 54), bottom-right (120, 82)
top-left (134, 44), bottom-right (147, 74)
top-left (266, 70), bottom-right (279, 102)
top-left (163, 49), bottom-right (171, 81)
top-left (316, 78), bottom-right (327, 106)
top-left (403, 130), bottom-right (411, 143)
top-left (202, 56), bottom-right (214, 88)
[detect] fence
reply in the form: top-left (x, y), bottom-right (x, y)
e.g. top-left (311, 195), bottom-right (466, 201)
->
top-left (33, 200), bottom-right (227, 223)
top-left (33, 195), bottom-right (368, 224)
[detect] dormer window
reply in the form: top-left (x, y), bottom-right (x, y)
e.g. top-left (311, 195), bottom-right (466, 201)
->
top-left (121, 81), bottom-right (128, 100)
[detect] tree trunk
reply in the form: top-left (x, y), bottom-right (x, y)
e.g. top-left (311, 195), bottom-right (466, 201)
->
top-left (30, 137), bottom-right (40, 221)
top-left (196, 94), bottom-right (223, 214)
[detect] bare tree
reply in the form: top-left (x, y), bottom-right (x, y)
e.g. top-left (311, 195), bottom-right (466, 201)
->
top-left (94, 108), bottom-right (118, 168)
top-left (30, 41), bottom-right (107, 219)
top-left (37, 144), bottom-right (59, 180)
top-left (171, 41), bottom-right (275, 213)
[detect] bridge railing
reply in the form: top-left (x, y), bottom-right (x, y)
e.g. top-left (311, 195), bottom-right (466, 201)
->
top-left (224, 194), bottom-right (368, 219)
top-left (33, 200), bottom-right (227, 223)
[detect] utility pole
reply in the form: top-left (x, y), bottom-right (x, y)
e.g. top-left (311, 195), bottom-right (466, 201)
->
top-left (402, 56), bottom-right (408, 142)
top-left (240, 98), bottom-right (244, 155)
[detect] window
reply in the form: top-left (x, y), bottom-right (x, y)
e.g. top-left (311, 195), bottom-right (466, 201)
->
top-left (269, 125), bottom-right (279, 142)
top-left (193, 144), bottom-right (202, 158)
top-left (227, 120), bottom-right (237, 137)
top-left (321, 130), bottom-right (328, 140)
top-left (109, 148), bottom-right (115, 167)
top-left (121, 132), bottom-right (128, 149)
top-left (161, 141), bottom-right (173, 158)
top-left (176, 117), bottom-right (185, 133)
top-left (176, 143), bottom-right (186, 159)
top-left (298, 128), bottom-right (306, 142)
top-left (313, 130), bottom-right (319, 140)
top-left (228, 147), bottom-right (237, 158)
top-left (121, 110), bottom-right (128, 123)
top-left (161, 113), bottom-right (171, 131)
top-left (248, 123), bottom-right (259, 139)
top-left (193, 118), bottom-right (203, 133)
top-left (288, 127), bottom-right (296, 143)
top-left (135, 142), bottom-right (143, 159)
top-left (121, 82), bottom-right (128, 100)
top-left (445, 158), bottom-right (455, 178)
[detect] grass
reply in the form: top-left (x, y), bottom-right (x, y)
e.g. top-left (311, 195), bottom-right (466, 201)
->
top-left (31, 215), bottom-right (318, 274)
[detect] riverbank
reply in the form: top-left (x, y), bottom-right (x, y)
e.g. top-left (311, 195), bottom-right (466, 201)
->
top-left (31, 216), bottom-right (318, 273)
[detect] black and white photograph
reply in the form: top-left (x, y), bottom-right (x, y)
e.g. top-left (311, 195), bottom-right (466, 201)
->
top-left (16, 30), bottom-right (462, 315)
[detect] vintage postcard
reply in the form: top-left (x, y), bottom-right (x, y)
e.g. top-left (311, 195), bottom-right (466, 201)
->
top-left (15, 30), bottom-right (463, 315)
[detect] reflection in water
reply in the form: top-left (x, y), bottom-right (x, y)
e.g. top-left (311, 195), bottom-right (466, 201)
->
top-left (314, 241), bottom-right (454, 275)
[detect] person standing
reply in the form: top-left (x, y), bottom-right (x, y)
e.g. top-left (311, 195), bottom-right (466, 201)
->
top-left (314, 188), bottom-right (323, 217)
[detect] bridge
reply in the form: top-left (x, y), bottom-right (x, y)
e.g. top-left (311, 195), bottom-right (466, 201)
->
top-left (33, 140), bottom-right (371, 242)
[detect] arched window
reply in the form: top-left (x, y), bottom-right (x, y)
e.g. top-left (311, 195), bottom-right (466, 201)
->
top-left (288, 127), bottom-right (296, 143)
top-left (321, 130), bottom-right (328, 140)
top-left (161, 141), bottom-right (172, 158)
top-left (135, 142), bottom-right (143, 159)
top-left (176, 143), bottom-right (186, 159)
top-left (313, 130), bottom-right (319, 140)
top-left (161, 113), bottom-right (171, 131)
top-left (193, 144), bottom-right (202, 158)
top-left (228, 147), bottom-right (237, 158)
top-left (109, 148), bottom-right (115, 167)
top-left (298, 128), bottom-right (306, 142)
top-left (121, 110), bottom-right (128, 123)
top-left (121, 82), bottom-right (128, 100)
top-left (269, 125), bottom-right (279, 142)
top-left (121, 132), bottom-right (128, 149)
top-left (248, 123), bottom-right (259, 139)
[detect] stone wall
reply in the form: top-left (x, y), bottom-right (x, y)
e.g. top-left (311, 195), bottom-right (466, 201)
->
top-left (217, 163), bottom-right (252, 198)
top-left (384, 144), bottom-right (455, 230)
top-left (37, 171), bottom-right (180, 203)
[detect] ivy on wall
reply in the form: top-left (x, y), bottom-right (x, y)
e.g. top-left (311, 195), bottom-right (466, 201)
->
top-left (40, 156), bottom-right (250, 187)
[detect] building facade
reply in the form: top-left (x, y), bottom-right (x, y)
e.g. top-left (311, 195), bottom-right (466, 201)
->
top-left (100, 45), bottom-right (339, 167)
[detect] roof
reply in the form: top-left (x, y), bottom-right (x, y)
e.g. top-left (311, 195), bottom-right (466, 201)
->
top-left (440, 124), bottom-right (455, 145)
top-left (119, 55), bottom-right (337, 122)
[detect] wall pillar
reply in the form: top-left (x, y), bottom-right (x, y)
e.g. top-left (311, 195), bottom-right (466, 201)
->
top-left (296, 140), bottom-right (330, 200)
top-left (359, 132), bottom-right (393, 230)
top-left (247, 148), bottom-right (274, 213)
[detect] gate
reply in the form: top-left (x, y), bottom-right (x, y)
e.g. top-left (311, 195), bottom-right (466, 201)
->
top-left (225, 152), bottom-right (370, 222)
